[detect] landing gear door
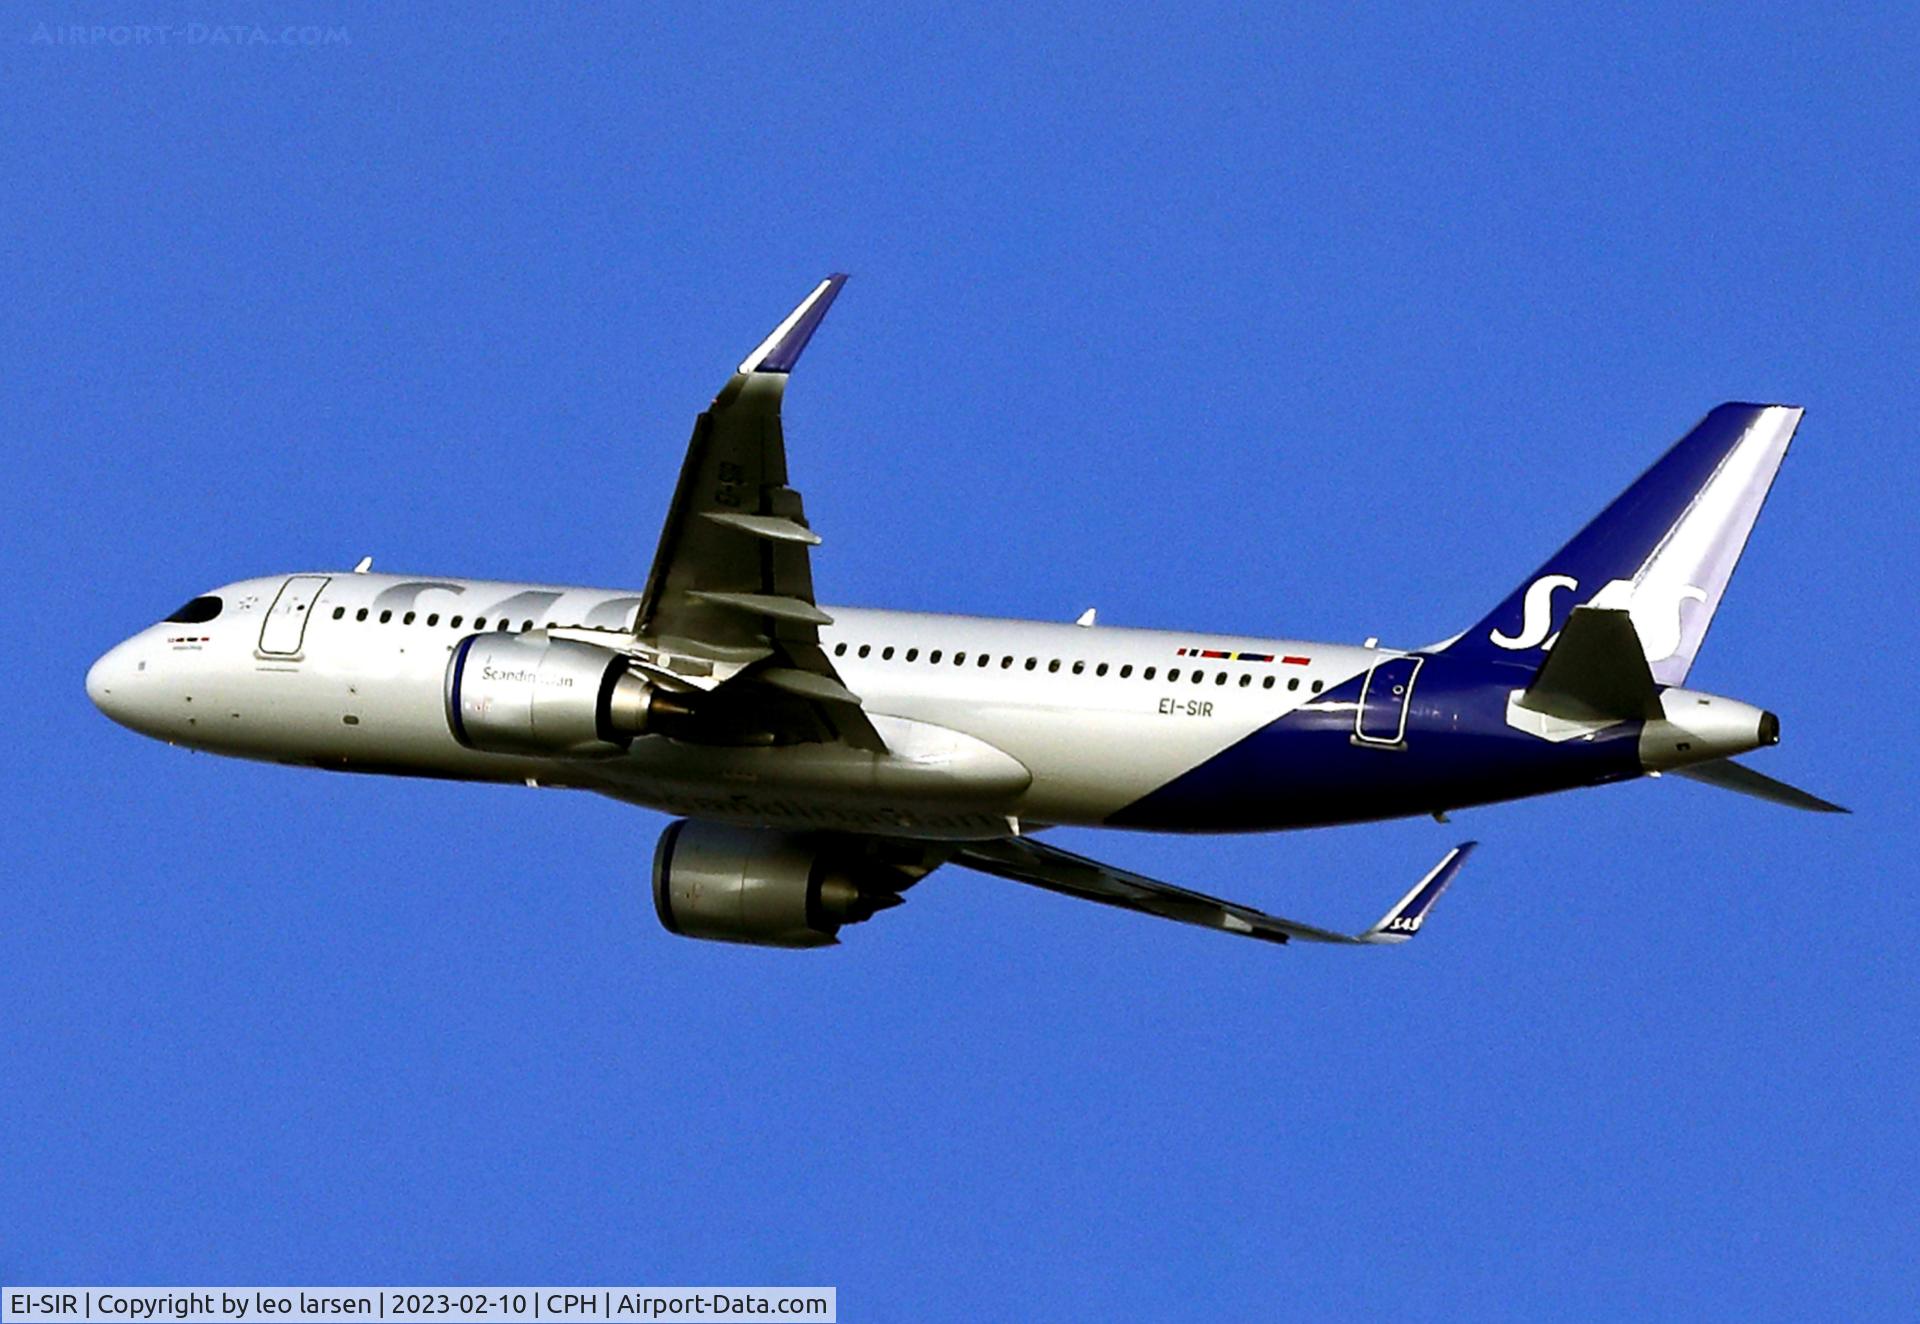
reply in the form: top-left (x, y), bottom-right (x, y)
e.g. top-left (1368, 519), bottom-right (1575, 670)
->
top-left (1355, 655), bottom-right (1422, 747)
top-left (258, 575), bottom-right (331, 657)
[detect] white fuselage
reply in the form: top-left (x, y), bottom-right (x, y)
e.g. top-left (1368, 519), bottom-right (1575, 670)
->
top-left (87, 572), bottom-right (1378, 838)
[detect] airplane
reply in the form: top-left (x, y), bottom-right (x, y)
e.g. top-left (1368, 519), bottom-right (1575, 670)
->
top-left (85, 275), bottom-right (1845, 951)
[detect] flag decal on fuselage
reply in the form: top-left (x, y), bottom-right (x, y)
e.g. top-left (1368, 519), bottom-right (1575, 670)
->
top-left (1175, 647), bottom-right (1301, 664)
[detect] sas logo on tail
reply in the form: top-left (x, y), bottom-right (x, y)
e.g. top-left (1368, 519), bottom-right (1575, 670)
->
top-left (1489, 574), bottom-right (1706, 661)
top-left (1488, 575), bottom-right (1579, 650)
top-left (1385, 914), bottom-right (1423, 933)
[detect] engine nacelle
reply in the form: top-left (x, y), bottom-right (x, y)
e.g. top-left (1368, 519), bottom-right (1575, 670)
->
top-left (652, 820), bottom-right (918, 949)
top-left (444, 633), bottom-right (659, 756)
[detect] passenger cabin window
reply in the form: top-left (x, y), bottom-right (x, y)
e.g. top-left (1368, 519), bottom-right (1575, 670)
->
top-left (858, 644), bottom-right (871, 658)
top-left (165, 595), bottom-right (224, 624)
top-left (451, 615), bottom-right (464, 628)
top-left (1144, 667), bottom-right (1156, 680)
top-left (1119, 664), bottom-right (1132, 678)
top-left (1072, 661), bottom-right (1085, 675)
top-left (475, 617), bottom-right (487, 629)
top-left (428, 613), bottom-right (440, 626)
top-left (403, 611), bottom-right (416, 625)
top-left (929, 650), bottom-right (942, 664)
top-left (1312, 679), bottom-right (1324, 693)
top-left (1095, 663), bottom-right (1107, 676)
top-left (1169, 668), bottom-right (1181, 682)
top-left (1263, 676), bottom-right (1275, 689)
top-left (1024, 658), bottom-right (1037, 670)
top-left (835, 643), bottom-right (848, 656)
top-left (332, 607), bottom-right (345, 620)
top-left (1047, 660), bottom-right (1060, 673)
top-left (906, 648), bottom-right (920, 662)
top-left (882, 646), bottom-right (895, 660)
top-left (379, 610), bottom-right (393, 624)
top-left (355, 608), bottom-right (369, 621)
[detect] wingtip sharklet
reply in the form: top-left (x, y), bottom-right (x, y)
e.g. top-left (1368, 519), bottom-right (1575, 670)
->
top-left (739, 273), bottom-right (848, 375)
top-left (1359, 841), bottom-right (1476, 944)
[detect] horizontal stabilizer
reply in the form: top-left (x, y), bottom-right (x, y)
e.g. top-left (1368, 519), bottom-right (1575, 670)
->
top-left (1517, 607), bottom-right (1660, 723)
top-left (1672, 758), bottom-right (1849, 813)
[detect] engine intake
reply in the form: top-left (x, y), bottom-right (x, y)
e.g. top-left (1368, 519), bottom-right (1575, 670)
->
top-left (444, 633), bottom-right (666, 756)
top-left (652, 820), bottom-right (918, 949)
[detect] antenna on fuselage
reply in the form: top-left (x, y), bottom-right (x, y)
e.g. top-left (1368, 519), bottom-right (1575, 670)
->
top-left (352, 556), bottom-right (373, 574)
top-left (1075, 608), bottom-right (1097, 628)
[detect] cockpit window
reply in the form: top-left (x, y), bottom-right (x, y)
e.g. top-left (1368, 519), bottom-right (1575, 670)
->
top-left (165, 596), bottom-right (223, 624)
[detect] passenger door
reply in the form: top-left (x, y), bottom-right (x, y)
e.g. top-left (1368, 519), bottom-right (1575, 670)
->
top-left (258, 575), bottom-right (330, 656)
top-left (1355, 655), bottom-right (1422, 747)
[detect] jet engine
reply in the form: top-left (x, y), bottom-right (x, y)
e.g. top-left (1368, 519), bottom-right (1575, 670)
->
top-left (444, 633), bottom-right (673, 756)
top-left (652, 820), bottom-right (925, 948)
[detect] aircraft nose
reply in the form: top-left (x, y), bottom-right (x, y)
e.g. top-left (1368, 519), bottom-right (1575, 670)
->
top-left (86, 641), bottom-right (134, 720)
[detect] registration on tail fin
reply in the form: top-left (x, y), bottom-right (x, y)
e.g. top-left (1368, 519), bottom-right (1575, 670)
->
top-left (1444, 403), bottom-right (1802, 685)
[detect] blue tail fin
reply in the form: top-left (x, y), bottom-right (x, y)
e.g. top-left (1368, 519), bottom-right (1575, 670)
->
top-left (1442, 403), bottom-right (1802, 685)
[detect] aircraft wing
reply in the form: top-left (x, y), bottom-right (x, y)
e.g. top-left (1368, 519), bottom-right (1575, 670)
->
top-left (633, 274), bottom-right (881, 750)
top-left (951, 837), bottom-right (1476, 947)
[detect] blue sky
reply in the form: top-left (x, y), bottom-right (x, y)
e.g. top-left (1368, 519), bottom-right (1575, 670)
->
top-left (5, 4), bottom-right (1917, 1318)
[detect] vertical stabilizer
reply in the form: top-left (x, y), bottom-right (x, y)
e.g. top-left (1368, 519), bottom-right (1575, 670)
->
top-left (1444, 403), bottom-right (1802, 685)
